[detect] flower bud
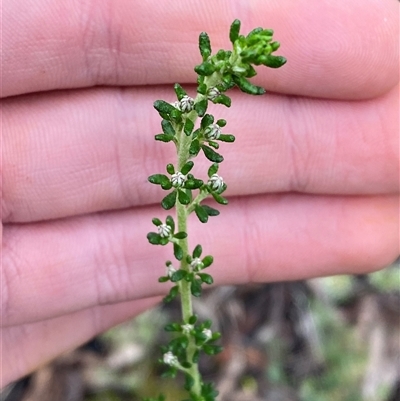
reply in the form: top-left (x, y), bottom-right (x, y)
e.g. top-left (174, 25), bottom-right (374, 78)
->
top-left (158, 223), bottom-right (171, 238)
top-left (190, 257), bottom-right (204, 271)
top-left (179, 95), bottom-right (195, 112)
top-left (207, 87), bottom-right (220, 101)
top-left (171, 172), bottom-right (187, 187)
top-left (202, 328), bottom-right (212, 341)
top-left (204, 124), bottom-right (221, 140)
top-left (166, 264), bottom-right (177, 277)
top-left (208, 174), bottom-right (224, 192)
top-left (163, 351), bottom-right (178, 366)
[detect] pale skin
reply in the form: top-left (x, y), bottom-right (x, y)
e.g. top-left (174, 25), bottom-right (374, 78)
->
top-left (1, 0), bottom-right (399, 388)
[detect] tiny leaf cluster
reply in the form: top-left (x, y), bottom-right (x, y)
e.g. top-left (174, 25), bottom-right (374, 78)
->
top-left (146, 19), bottom-right (285, 401)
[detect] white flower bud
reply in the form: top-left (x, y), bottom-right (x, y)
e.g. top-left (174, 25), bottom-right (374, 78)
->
top-left (166, 264), bottom-right (177, 278)
top-left (207, 87), bottom-right (220, 101)
top-left (163, 351), bottom-right (178, 366)
top-left (158, 223), bottom-right (171, 238)
top-left (190, 257), bottom-right (204, 271)
top-left (204, 124), bottom-right (221, 140)
top-left (181, 324), bottom-right (194, 334)
top-left (171, 171), bottom-right (187, 187)
top-left (202, 328), bottom-right (212, 341)
top-left (208, 174), bottom-right (224, 192)
top-left (179, 95), bottom-right (195, 112)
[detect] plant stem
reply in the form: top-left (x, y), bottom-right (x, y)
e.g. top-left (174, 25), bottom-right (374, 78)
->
top-left (176, 118), bottom-right (202, 397)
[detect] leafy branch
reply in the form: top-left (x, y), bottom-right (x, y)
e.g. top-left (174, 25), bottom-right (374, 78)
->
top-left (146, 19), bottom-right (286, 401)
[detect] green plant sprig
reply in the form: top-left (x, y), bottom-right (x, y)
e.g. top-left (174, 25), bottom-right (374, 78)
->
top-left (145, 19), bottom-right (286, 401)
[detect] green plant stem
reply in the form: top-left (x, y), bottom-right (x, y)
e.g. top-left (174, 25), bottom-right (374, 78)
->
top-left (176, 118), bottom-right (202, 397)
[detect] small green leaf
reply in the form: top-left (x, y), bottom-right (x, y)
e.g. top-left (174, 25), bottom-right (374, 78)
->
top-left (148, 174), bottom-right (170, 185)
top-left (199, 31), bottom-right (211, 60)
top-left (161, 367), bottom-right (177, 378)
top-left (164, 285), bottom-right (179, 303)
top-left (147, 232), bottom-right (161, 245)
top-left (191, 279), bottom-right (202, 297)
top-left (189, 139), bottom-right (201, 156)
top-left (155, 134), bottom-right (173, 142)
top-left (181, 161), bottom-right (194, 175)
top-left (212, 94), bottom-right (231, 107)
top-left (229, 19), bottom-right (241, 44)
top-left (164, 323), bottom-right (181, 332)
top-left (246, 27), bottom-right (263, 40)
top-left (181, 361), bottom-right (192, 369)
top-left (152, 218), bottom-right (162, 226)
top-left (201, 114), bottom-right (214, 129)
top-left (171, 269), bottom-right (187, 282)
top-left (232, 75), bottom-right (265, 95)
top-left (169, 108), bottom-right (182, 122)
top-left (174, 231), bottom-right (187, 239)
top-left (260, 54), bottom-right (287, 68)
top-left (169, 335), bottom-right (188, 350)
top-left (201, 382), bottom-right (219, 399)
top-left (195, 204), bottom-right (208, 223)
top-left (203, 344), bottom-right (223, 355)
top-left (201, 205), bottom-right (220, 216)
top-left (194, 62), bottom-right (216, 76)
top-left (211, 191), bottom-right (228, 205)
top-left (218, 134), bottom-right (235, 143)
top-left (197, 83), bottom-right (207, 95)
top-left (201, 145), bottom-right (224, 163)
top-left (185, 272), bottom-right (195, 282)
top-left (161, 119), bottom-right (176, 136)
top-left (245, 64), bottom-right (257, 78)
top-left (161, 191), bottom-right (177, 210)
top-left (198, 273), bottom-right (214, 285)
top-left (193, 244), bottom-right (202, 259)
top-left (216, 119), bottom-right (227, 127)
top-left (158, 276), bottom-right (169, 283)
top-left (202, 255), bottom-right (213, 268)
top-left (184, 118), bottom-right (195, 136)
top-left (166, 164), bottom-right (175, 175)
top-left (160, 180), bottom-right (172, 190)
top-left (194, 98), bottom-right (208, 116)
top-left (178, 189), bottom-right (191, 205)
top-left (270, 41), bottom-right (281, 51)
top-left (174, 243), bottom-right (183, 261)
top-left (189, 314), bottom-right (198, 324)
top-left (208, 141), bottom-right (219, 149)
top-left (184, 373), bottom-right (195, 391)
top-left (166, 215), bottom-right (175, 232)
top-left (174, 83), bottom-right (187, 100)
top-left (211, 332), bottom-right (222, 341)
top-left (202, 319), bottom-right (213, 329)
top-left (154, 100), bottom-right (175, 115)
top-left (159, 237), bottom-right (169, 246)
top-left (192, 128), bottom-right (201, 139)
top-left (207, 163), bottom-right (219, 177)
top-left (216, 49), bottom-right (229, 61)
top-left (184, 178), bottom-right (203, 190)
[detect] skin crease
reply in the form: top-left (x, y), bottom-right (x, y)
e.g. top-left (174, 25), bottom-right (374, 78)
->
top-left (1, 0), bottom-right (399, 388)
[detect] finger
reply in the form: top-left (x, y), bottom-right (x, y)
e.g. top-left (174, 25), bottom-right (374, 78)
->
top-left (1, 297), bottom-right (160, 388)
top-left (2, 193), bottom-right (398, 327)
top-left (3, 0), bottom-right (398, 98)
top-left (3, 85), bottom-right (398, 223)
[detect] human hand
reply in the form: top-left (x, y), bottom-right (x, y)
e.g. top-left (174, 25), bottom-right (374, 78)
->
top-left (2, 0), bottom-right (398, 387)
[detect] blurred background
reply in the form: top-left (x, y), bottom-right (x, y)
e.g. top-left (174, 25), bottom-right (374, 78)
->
top-left (2, 261), bottom-right (399, 401)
